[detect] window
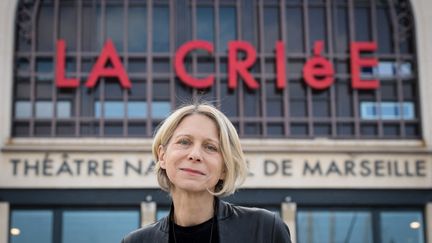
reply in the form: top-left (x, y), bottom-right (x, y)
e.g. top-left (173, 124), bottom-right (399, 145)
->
top-left (298, 210), bottom-right (373, 243)
top-left (10, 210), bottom-right (53, 243)
top-left (9, 208), bottom-right (140, 243)
top-left (297, 209), bottom-right (425, 243)
top-left (13, 0), bottom-right (419, 138)
top-left (361, 102), bottom-right (414, 120)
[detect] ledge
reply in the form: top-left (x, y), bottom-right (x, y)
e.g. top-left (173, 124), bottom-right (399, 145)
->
top-left (1, 138), bottom-right (430, 154)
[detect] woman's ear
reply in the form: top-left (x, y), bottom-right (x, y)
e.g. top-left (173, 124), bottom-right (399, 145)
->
top-left (158, 145), bottom-right (166, 169)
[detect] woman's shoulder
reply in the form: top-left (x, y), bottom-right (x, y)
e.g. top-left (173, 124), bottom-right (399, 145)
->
top-left (224, 201), bottom-right (276, 221)
top-left (121, 218), bottom-right (168, 243)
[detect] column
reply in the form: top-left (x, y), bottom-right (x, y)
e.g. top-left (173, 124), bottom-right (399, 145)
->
top-left (140, 201), bottom-right (156, 227)
top-left (282, 201), bottom-right (297, 243)
top-left (0, 202), bottom-right (9, 243)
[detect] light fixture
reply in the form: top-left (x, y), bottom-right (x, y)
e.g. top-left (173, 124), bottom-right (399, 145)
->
top-left (10, 228), bottom-right (21, 236)
top-left (410, 221), bottom-right (421, 229)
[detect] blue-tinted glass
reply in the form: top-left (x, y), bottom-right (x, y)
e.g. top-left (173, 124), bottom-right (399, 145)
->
top-left (309, 8), bottom-right (326, 52)
top-left (57, 101), bottom-right (72, 118)
top-left (219, 7), bottom-right (236, 52)
top-left (36, 101), bottom-right (53, 118)
top-left (361, 102), bottom-right (415, 120)
top-left (264, 8), bottom-right (279, 53)
top-left (152, 102), bottom-right (171, 119)
top-left (156, 209), bottom-right (169, 221)
top-left (36, 58), bottom-right (53, 73)
top-left (10, 210), bottom-right (53, 243)
top-left (377, 61), bottom-right (394, 77)
top-left (297, 211), bottom-right (372, 243)
top-left (15, 101), bottom-right (32, 118)
top-left (62, 211), bottom-right (139, 243)
top-left (128, 101), bottom-right (147, 118)
top-left (400, 62), bottom-right (413, 77)
top-left (286, 7), bottom-right (304, 52)
top-left (197, 7), bottom-right (214, 42)
top-left (153, 7), bottom-right (169, 52)
top-left (128, 7), bottom-right (146, 52)
top-left (95, 101), bottom-right (124, 118)
top-left (380, 211), bottom-right (425, 243)
top-left (106, 6), bottom-right (123, 50)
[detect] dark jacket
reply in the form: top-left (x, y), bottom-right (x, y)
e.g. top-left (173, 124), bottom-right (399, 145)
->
top-left (121, 199), bottom-right (292, 243)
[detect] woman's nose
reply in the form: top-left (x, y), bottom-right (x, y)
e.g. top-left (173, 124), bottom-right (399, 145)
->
top-left (188, 145), bottom-right (202, 162)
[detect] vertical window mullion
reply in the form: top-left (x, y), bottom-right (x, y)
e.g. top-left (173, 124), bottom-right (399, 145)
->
top-left (280, 0), bottom-right (290, 137)
top-left (123, 0), bottom-right (129, 137)
top-left (170, 0), bottom-right (176, 110)
top-left (214, 0), bottom-right (221, 108)
top-left (258, 0), bottom-right (266, 137)
top-left (76, 0), bottom-right (83, 137)
top-left (370, 0), bottom-right (383, 138)
top-left (30, 0), bottom-right (42, 137)
top-left (52, 0), bottom-right (60, 137)
top-left (326, 0), bottom-right (337, 138)
top-left (53, 208), bottom-right (62, 243)
top-left (348, 0), bottom-right (360, 138)
top-left (237, 0), bottom-right (244, 136)
top-left (303, 0), bottom-right (313, 137)
top-left (146, 0), bottom-right (153, 136)
top-left (191, 0), bottom-right (198, 99)
top-left (99, 0), bottom-right (106, 137)
top-left (387, 0), bottom-right (405, 137)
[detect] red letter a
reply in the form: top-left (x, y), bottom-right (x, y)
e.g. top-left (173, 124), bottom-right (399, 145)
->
top-left (86, 39), bottom-right (131, 89)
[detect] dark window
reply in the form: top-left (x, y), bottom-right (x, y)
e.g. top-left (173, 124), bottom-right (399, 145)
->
top-left (13, 0), bottom-right (420, 139)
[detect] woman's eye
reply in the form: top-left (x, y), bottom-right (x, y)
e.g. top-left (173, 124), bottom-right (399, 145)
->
top-left (177, 139), bottom-right (190, 145)
top-left (205, 144), bottom-right (218, 152)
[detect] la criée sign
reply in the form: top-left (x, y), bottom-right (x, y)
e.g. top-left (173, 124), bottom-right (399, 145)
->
top-left (55, 39), bottom-right (379, 90)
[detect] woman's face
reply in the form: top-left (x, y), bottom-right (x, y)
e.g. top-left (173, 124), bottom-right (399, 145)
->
top-left (158, 114), bottom-right (225, 194)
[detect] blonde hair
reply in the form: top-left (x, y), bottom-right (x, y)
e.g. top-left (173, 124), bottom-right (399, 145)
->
top-left (152, 102), bottom-right (247, 197)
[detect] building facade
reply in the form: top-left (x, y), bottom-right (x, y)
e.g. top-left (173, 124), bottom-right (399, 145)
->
top-left (0, 0), bottom-right (432, 242)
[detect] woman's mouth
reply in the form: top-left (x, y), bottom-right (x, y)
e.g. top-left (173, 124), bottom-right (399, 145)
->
top-left (180, 168), bottom-right (206, 175)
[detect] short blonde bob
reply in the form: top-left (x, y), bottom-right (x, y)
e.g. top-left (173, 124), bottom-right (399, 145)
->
top-left (152, 102), bottom-right (248, 197)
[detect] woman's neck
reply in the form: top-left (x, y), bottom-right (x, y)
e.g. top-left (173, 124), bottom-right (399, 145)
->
top-left (171, 191), bottom-right (215, 227)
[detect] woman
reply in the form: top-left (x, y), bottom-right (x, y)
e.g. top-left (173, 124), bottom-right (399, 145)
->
top-left (122, 103), bottom-right (291, 243)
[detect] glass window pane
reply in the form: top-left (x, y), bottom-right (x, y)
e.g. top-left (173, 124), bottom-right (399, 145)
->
top-left (197, 7), bottom-right (214, 42)
top-left (10, 210), bottom-right (53, 243)
top-left (128, 101), bottom-right (147, 118)
top-left (95, 101), bottom-right (124, 119)
top-left (380, 211), bottom-right (425, 243)
top-left (106, 6), bottom-right (123, 50)
top-left (360, 102), bottom-right (415, 120)
top-left (152, 101), bottom-right (171, 119)
top-left (36, 101), bottom-right (53, 118)
top-left (15, 101), bottom-right (32, 118)
top-left (153, 7), bottom-right (169, 52)
top-left (219, 7), bottom-right (236, 52)
top-left (297, 211), bottom-right (373, 243)
top-left (57, 101), bottom-right (72, 118)
top-left (62, 211), bottom-right (139, 243)
top-left (128, 7), bottom-right (146, 52)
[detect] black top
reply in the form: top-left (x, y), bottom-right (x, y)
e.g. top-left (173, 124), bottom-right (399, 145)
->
top-left (169, 216), bottom-right (219, 243)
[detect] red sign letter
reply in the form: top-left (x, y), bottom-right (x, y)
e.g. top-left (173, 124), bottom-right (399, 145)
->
top-left (56, 39), bottom-right (79, 88)
top-left (350, 42), bottom-right (379, 89)
top-left (86, 39), bottom-right (131, 89)
top-left (276, 41), bottom-right (287, 89)
top-left (303, 41), bottom-right (334, 90)
top-left (228, 41), bottom-right (259, 89)
top-left (174, 41), bottom-right (215, 89)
